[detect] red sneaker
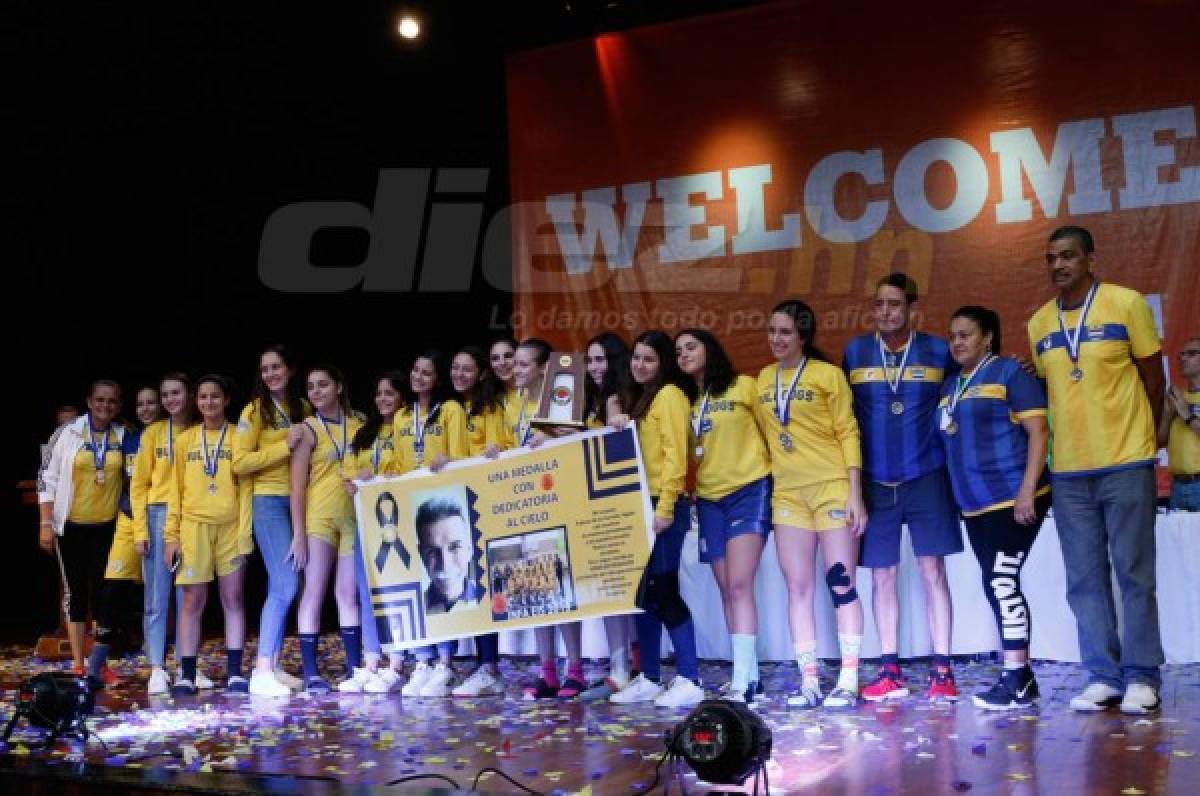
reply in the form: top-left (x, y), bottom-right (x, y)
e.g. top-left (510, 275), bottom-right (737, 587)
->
top-left (926, 669), bottom-right (958, 702)
top-left (99, 666), bottom-right (122, 688)
top-left (861, 667), bottom-right (910, 702)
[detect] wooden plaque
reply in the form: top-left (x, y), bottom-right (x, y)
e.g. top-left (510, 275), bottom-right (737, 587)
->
top-left (533, 352), bottom-right (587, 428)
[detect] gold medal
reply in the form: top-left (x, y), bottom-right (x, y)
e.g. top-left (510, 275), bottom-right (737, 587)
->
top-left (207, 482), bottom-right (219, 496)
top-left (946, 421), bottom-right (958, 436)
top-left (1070, 367), bottom-right (1084, 383)
top-left (890, 401), bottom-right (904, 415)
top-left (695, 446), bottom-right (705, 458)
top-left (94, 470), bottom-right (106, 485)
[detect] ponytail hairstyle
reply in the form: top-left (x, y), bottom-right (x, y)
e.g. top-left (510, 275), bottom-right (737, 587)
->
top-left (771, 299), bottom-right (829, 362)
top-left (584, 332), bottom-right (630, 424)
top-left (251, 343), bottom-right (305, 428)
top-left (674, 328), bottom-right (736, 401)
top-left (305, 364), bottom-right (352, 416)
top-left (454, 345), bottom-right (505, 417)
top-left (950, 305), bottom-right (1003, 355)
top-left (621, 330), bottom-right (690, 420)
top-left (353, 370), bottom-right (407, 452)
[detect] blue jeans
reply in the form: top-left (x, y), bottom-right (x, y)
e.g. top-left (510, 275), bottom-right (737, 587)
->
top-left (142, 503), bottom-right (184, 668)
top-left (636, 498), bottom-right (698, 682)
top-left (1054, 466), bottom-right (1163, 689)
top-left (254, 496), bottom-right (300, 659)
top-left (1170, 478), bottom-right (1200, 511)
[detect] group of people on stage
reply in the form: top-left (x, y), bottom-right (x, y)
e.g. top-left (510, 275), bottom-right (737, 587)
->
top-left (35, 224), bottom-right (1197, 716)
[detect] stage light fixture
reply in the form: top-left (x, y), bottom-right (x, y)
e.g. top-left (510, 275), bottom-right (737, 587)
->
top-left (669, 698), bottom-right (772, 788)
top-left (397, 15), bottom-right (420, 39)
top-left (2, 672), bottom-right (97, 747)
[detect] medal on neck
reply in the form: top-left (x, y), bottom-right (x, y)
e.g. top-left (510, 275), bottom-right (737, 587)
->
top-left (413, 402), bottom-right (440, 465)
top-left (318, 413), bottom-right (347, 464)
top-left (87, 415), bottom-right (111, 485)
top-left (941, 354), bottom-right (995, 436)
top-left (517, 388), bottom-right (534, 447)
top-left (166, 416), bottom-right (175, 463)
top-left (1057, 279), bottom-right (1099, 384)
top-left (271, 396), bottom-right (292, 429)
top-left (201, 422), bottom-right (228, 495)
top-left (774, 358), bottom-right (807, 452)
top-left (692, 390), bottom-right (711, 458)
top-left (372, 426), bottom-right (392, 475)
top-left (878, 332), bottom-right (913, 415)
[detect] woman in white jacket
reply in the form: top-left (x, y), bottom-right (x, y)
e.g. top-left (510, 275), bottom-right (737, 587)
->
top-left (37, 380), bottom-right (126, 675)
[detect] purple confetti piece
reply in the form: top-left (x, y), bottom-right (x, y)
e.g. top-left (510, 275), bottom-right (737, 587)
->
top-left (953, 782), bottom-right (973, 792)
top-left (971, 743), bottom-right (986, 756)
top-left (524, 768), bottom-right (539, 776)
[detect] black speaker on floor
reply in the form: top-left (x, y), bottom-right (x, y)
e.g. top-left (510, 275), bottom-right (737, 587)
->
top-left (670, 698), bottom-right (772, 786)
top-left (2, 671), bottom-right (97, 747)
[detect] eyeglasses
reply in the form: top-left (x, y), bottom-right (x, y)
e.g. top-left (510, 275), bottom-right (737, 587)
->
top-left (1181, 350), bottom-right (1200, 359)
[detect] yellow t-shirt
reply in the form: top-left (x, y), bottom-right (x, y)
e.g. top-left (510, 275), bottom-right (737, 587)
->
top-left (636, 384), bottom-right (690, 521)
top-left (166, 423), bottom-right (240, 540)
top-left (345, 422), bottom-right (408, 478)
top-left (301, 414), bottom-right (364, 523)
top-left (233, 398), bottom-right (311, 496)
top-left (464, 402), bottom-right (506, 457)
top-left (1168, 389), bottom-right (1200, 475)
top-left (755, 360), bottom-right (862, 490)
top-left (1028, 282), bottom-right (1160, 476)
top-left (130, 418), bottom-right (192, 542)
top-left (396, 400), bottom-right (470, 465)
top-left (501, 389), bottom-right (541, 451)
top-left (67, 427), bottom-right (123, 524)
top-left (690, 375), bottom-right (771, 500)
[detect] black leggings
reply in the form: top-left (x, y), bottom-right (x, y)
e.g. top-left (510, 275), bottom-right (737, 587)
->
top-left (963, 492), bottom-right (1051, 652)
top-left (57, 520), bottom-right (115, 623)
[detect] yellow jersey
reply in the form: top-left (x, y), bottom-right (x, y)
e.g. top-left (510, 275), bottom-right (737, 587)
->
top-left (130, 418), bottom-right (192, 542)
top-left (1168, 389), bottom-right (1200, 475)
top-left (636, 384), bottom-right (690, 522)
top-left (1028, 282), bottom-right (1160, 476)
top-left (690, 375), bottom-right (771, 500)
top-left (233, 398), bottom-right (311, 496)
top-left (345, 422), bottom-right (408, 478)
top-left (67, 427), bottom-right (123, 524)
top-left (396, 400), bottom-right (470, 465)
top-left (464, 402), bottom-right (506, 457)
top-left (165, 423), bottom-right (242, 542)
top-left (755, 360), bottom-right (862, 490)
top-left (501, 389), bottom-right (541, 450)
top-left (300, 414), bottom-right (364, 523)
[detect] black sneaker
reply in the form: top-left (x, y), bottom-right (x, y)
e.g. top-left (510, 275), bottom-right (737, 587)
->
top-left (522, 677), bottom-right (559, 700)
top-left (745, 680), bottom-right (766, 703)
top-left (972, 666), bottom-right (1038, 711)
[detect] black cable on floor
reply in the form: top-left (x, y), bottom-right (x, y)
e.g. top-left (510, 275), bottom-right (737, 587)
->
top-left (385, 772), bottom-right (463, 789)
top-left (470, 766), bottom-right (545, 795)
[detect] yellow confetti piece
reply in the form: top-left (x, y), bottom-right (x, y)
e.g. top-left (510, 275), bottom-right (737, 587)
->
top-left (572, 787), bottom-right (593, 796)
top-left (1173, 750), bottom-right (1196, 758)
top-left (1007, 773), bottom-right (1031, 781)
top-left (1007, 744), bottom-right (1025, 752)
top-left (426, 756), bottom-right (447, 765)
top-left (10, 745), bottom-right (30, 756)
top-left (1120, 788), bottom-right (1146, 795)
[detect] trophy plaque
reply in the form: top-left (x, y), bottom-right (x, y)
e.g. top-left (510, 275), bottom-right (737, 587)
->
top-left (533, 352), bottom-right (587, 428)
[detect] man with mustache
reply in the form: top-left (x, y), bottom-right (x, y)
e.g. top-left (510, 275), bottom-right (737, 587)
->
top-left (1027, 225), bottom-right (1165, 715)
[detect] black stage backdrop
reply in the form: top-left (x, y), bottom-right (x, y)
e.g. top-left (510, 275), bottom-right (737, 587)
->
top-left (4, 1), bottom-right (759, 640)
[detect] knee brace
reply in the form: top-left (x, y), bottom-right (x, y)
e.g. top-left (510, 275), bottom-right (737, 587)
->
top-left (826, 562), bottom-right (859, 607)
top-left (651, 573), bottom-right (691, 628)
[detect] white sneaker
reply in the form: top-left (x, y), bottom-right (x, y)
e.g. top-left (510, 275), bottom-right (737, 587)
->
top-left (654, 676), bottom-right (705, 708)
top-left (452, 667), bottom-right (504, 697)
top-left (194, 671), bottom-right (215, 690)
top-left (274, 669), bottom-right (304, 691)
top-left (610, 673), bottom-right (664, 704)
top-left (1120, 683), bottom-right (1161, 715)
top-left (419, 662), bottom-right (455, 697)
top-left (337, 667), bottom-right (377, 693)
top-left (365, 668), bottom-right (404, 694)
top-left (402, 662), bottom-right (433, 697)
top-left (147, 667), bottom-right (171, 695)
top-left (1069, 682), bottom-right (1122, 712)
top-left (248, 668), bottom-right (291, 697)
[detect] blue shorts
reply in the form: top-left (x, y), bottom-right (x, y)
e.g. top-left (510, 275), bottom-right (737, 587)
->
top-left (696, 477), bottom-right (772, 564)
top-left (861, 468), bottom-right (963, 568)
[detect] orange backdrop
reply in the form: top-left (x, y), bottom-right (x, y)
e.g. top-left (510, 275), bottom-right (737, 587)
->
top-left (506, 0), bottom-right (1198, 378)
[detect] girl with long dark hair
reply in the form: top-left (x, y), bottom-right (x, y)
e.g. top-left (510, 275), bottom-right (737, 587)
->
top-left (607, 330), bottom-right (705, 708)
top-left (675, 327), bottom-right (772, 703)
top-left (234, 344), bottom-right (310, 697)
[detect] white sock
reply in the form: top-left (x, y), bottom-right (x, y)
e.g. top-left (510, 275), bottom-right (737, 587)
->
top-left (731, 634), bottom-right (756, 690)
top-left (837, 633), bottom-right (863, 691)
top-left (794, 641), bottom-right (819, 689)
